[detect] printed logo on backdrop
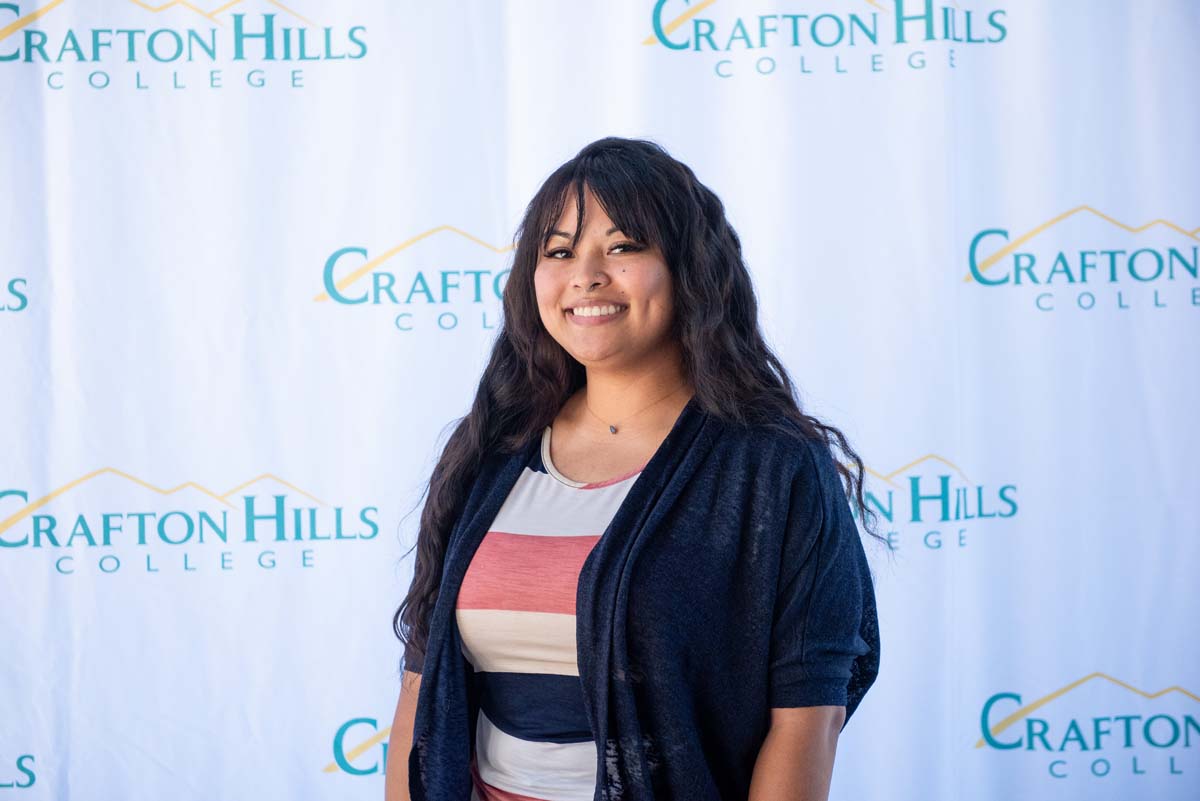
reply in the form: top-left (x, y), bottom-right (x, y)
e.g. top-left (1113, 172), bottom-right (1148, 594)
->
top-left (646, 0), bottom-right (1008, 79)
top-left (978, 673), bottom-right (1198, 781)
top-left (0, 0), bottom-right (367, 91)
top-left (964, 206), bottom-right (1200, 313)
top-left (324, 717), bottom-right (389, 777)
top-left (1, 277), bottom-right (27, 312)
top-left (316, 225), bottom-right (510, 333)
top-left (0, 469), bottom-right (379, 576)
top-left (0, 754), bottom-right (36, 789)
top-left (856, 452), bottom-right (1018, 552)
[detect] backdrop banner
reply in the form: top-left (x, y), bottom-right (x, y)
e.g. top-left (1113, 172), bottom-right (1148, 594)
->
top-left (1, 1), bottom-right (1197, 799)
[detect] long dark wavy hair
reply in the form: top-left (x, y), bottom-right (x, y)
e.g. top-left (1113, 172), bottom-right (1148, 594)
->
top-left (393, 136), bottom-right (883, 670)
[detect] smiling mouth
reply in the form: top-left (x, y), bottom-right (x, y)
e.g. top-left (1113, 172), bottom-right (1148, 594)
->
top-left (567, 304), bottom-right (629, 318)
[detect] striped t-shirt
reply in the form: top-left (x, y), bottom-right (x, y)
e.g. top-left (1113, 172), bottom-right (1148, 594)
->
top-left (456, 425), bottom-right (646, 801)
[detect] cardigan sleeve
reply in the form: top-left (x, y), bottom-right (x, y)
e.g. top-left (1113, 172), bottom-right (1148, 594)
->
top-left (767, 437), bottom-right (878, 721)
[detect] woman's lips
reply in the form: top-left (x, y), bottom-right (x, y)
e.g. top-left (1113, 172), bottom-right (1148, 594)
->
top-left (566, 305), bottom-right (628, 326)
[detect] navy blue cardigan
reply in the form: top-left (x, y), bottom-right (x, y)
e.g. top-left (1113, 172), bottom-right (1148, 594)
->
top-left (405, 394), bottom-right (880, 800)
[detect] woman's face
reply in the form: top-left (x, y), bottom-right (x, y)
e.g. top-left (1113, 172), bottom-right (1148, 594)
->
top-left (533, 186), bottom-right (675, 369)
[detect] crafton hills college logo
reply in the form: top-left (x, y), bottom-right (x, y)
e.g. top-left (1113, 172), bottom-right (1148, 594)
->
top-left (0, 0), bottom-right (367, 91)
top-left (645, 0), bottom-right (1008, 79)
top-left (964, 206), bottom-right (1200, 313)
top-left (316, 225), bottom-right (512, 333)
top-left (978, 672), bottom-right (1198, 781)
top-left (857, 451), bottom-right (1018, 554)
top-left (0, 467), bottom-right (380, 575)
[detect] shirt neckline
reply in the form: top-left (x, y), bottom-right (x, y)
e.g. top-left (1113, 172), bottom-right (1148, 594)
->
top-left (540, 425), bottom-right (646, 490)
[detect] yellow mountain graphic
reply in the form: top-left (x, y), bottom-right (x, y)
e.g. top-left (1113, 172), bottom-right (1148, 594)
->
top-left (128, 1), bottom-right (315, 27)
top-left (964, 206), bottom-right (1200, 282)
top-left (313, 225), bottom-right (516, 303)
top-left (975, 672), bottom-right (1200, 748)
top-left (867, 454), bottom-right (970, 488)
top-left (0, 0), bottom-right (314, 41)
top-left (0, 468), bottom-right (325, 536)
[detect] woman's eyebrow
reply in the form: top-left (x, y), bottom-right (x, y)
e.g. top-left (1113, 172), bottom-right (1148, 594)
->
top-left (547, 226), bottom-right (622, 240)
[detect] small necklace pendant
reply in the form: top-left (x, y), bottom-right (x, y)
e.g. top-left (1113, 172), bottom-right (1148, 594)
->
top-left (609, 425), bottom-right (618, 434)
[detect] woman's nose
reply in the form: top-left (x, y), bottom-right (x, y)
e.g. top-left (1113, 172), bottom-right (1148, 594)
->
top-left (571, 248), bottom-right (610, 288)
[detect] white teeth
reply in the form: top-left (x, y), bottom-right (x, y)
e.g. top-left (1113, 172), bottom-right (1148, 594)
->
top-left (572, 304), bottom-right (625, 318)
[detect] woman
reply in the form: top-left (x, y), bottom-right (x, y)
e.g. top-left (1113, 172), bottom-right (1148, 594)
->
top-left (385, 136), bottom-right (882, 801)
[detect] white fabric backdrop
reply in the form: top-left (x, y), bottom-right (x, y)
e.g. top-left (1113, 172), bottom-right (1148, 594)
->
top-left (1, 1), bottom-right (1196, 799)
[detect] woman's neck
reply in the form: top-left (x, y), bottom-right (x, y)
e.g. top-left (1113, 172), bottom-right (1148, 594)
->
top-left (569, 344), bottom-right (693, 436)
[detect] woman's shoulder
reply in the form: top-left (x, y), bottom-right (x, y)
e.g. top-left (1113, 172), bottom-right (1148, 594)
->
top-left (714, 413), bottom-right (841, 486)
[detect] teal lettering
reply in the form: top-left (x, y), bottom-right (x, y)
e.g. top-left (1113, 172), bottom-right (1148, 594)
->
top-left (781, 14), bottom-right (809, 47)
top-left (1013, 253), bottom-right (1038, 285)
top-left (757, 15), bottom-right (779, 48)
top-left (987, 10), bottom-right (1008, 42)
top-left (894, 0), bottom-right (934, 44)
top-left (0, 3), bottom-right (18, 62)
top-left (244, 495), bottom-right (286, 542)
top-left (33, 515), bottom-right (59, 548)
top-left (15, 755), bottom-right (35, 788)
top-left (128, 512), bottom-right (155, 545)
top-left (323, 247), bottom-right (369, 304)
top-left (1045, 253), bottom-right (1076, 283)
top-left (66, 515), bottom-right (97, 548)
top-left (997, 485), bottom-right (1018, 518)
top-left (147, 29), bottom-right (182, 61)
top-left (0, 488), bottom-right (29, 546)
top-left (23, 29), bottom-right (48, 62)
top-left (810, 14), bottom-right (845, 47)
top-left (56, 29), bottom-right (85, 62)
top-left (848, 14), bottom-right (878, 45)
top-left (440, 271), bottom-right (460, 303)
top-left (101, 513), bottom-right (123, 546)
top-left (1101, 250), bottom-right (1126, 282)
top-left (1168, 246), bottom-right (1198, 279)
top-left (359, 506), bottom-right (380, 539)
top-left (909, 474), bottom-right (950, 523)
top-left (691, 18), bottom-right (716, 51)
top-left (725, 18), bottom-right (753, 50)
top-left (89, 29), bottom-right (113, 62)
top-left (233, 13), bottom-right (276, 60)
top-left (981, 693), bottom-right (1022, 749)
top-left (1144, 714), bottom-right (1180, 748)
top-left (373, 272), bottom-right (398, 304)
top-left (323, 27), bottom-right (345, 60)
top-left (865, 490), bottom-right (893, 524)
top-left (652, 0), bottom-right (689, 50)
top-left (157, 510), bottom-right (195, 545)
top-left (968, 229), bottom-right (1010, 285)
top-left (333, 718), bottom-right (380, 775)
top-left (1128, 248), bottom-right (1164, 282)
top-left (347, 25), bottom-right (367, 58)
top-left (1026, 718), bottom-right (1052, 751)
top-left (405, 272), bottom-right (435, 304)
top-left (198, 510), bottom-right (228, 544)
top-left (186, 28), bottom-right (217, 61)
top-left (1058, 719), bottom-right (1089, 751)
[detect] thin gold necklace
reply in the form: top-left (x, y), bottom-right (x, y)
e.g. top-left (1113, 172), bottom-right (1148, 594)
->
top-left (582, 384), bottom-right (689, 435)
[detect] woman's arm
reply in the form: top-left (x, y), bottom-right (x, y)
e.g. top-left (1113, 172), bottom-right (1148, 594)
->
top-left (748, 705), bottom-right (846, 801)
top-left (383, 669), bottom-right (423, 801)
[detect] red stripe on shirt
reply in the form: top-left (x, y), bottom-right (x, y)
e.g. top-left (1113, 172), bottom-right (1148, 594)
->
top-left (457, 531), bottom-right (600, 614)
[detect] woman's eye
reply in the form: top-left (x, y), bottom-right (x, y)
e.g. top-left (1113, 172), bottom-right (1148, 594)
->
top-left (544, 243), bottom-right (642, 259)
